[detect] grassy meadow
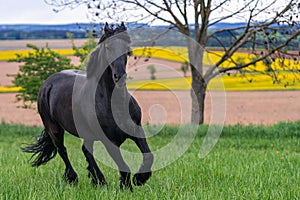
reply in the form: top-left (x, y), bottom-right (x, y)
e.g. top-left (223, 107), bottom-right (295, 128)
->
top-left (1, 122), bottom-right (300, 199)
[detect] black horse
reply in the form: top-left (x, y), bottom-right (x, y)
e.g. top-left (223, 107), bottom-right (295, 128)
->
top-left (22, 23), bottom-right (153, 191)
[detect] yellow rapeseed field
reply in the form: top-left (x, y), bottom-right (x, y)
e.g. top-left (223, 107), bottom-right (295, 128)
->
top-left (127, 73), bottom-right (300, 91)
top-left (132, 47), bottom-right (189, 63)
top-left (1, 47), bottom-right (299, 92)
top-left (130, 46), bottom-right (300, 90)
top-left (2, 46), bottom-right (298, 72)
top-left (133, 46), bottom-right (300, 72)
top-left (0, 86), bottom-right (22, 93)
top-left (0, 49), bottom-right (74, 61)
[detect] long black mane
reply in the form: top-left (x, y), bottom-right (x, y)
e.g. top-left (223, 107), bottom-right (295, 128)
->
top-left (98, 22), bottom-right (131, 44)
top-left (86, 22), bottom-right (131, 79)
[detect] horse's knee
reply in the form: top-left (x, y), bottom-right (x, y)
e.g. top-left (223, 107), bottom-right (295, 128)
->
top-left (145, 152), bottom-right (154, 165)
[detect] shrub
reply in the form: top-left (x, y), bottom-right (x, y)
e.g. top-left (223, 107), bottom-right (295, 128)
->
top-left (9, 44), bottom-right (76, 108)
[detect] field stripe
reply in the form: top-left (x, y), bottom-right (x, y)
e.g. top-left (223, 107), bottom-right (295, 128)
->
top-left (0, 49), bottom-right (75, 61)
top-left (0, 86), bottom-right (23, 93)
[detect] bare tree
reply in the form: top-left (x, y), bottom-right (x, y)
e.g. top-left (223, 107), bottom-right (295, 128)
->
top-left (45, 0), bottom-right (300, 124)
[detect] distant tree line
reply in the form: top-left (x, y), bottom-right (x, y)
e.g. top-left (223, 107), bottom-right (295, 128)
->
top-left (131, 27), bottom-right (300, 50)
top-left (0, 30), bottom-right (86, 40)
top-left (1, 26), bottom-right (299, 50)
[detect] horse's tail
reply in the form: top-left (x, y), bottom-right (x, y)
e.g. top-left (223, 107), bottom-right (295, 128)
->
top-left (21, 129), bottom-right (57, 167)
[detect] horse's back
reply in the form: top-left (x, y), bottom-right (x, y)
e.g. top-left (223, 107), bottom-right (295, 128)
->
top-left (38, 69), bottom-right (142, 140)
top-left (39, 70), bottom-right (83, 106)
top-left (38, 70), bottom-right (86, 136)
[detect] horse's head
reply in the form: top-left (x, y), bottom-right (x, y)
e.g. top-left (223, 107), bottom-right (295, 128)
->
top-left (100, 22), bottom-right (131, 88)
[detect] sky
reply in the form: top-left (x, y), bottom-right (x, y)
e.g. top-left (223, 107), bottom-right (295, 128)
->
top-left (0, 0), bottom-right (90, 24)
top-left (0, 0), bottom-right (289, 25)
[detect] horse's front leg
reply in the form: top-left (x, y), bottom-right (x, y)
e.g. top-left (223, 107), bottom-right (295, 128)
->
top-left (104, 141), bottom-right (132, 191)
top-left (132, 126), bottom-right (154, 186)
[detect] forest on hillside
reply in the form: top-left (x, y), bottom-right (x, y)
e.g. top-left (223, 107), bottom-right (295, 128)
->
top-left (0, 23), bottom-right (299, 49)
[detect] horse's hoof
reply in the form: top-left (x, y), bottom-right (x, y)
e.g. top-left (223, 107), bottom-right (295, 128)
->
top-left (87, 170), bottom-right (107, 187)
top-left (133, 172), bottom-right (152, 186)
top-left (64, 175), bottom-right (78, 184)
top-left (120, 173), bottom-right (133, 192)
top-left (120, 182), bottom-right (133, 192)
top-left (91, 179), bottom-right (108, 187)
top-left (63, 171), bottom-right (78, 184)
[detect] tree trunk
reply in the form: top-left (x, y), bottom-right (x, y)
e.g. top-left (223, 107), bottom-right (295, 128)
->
top-left (187, 38), bottom-right (207, 124)
top-left (190, 66), bottom-right (207, 124)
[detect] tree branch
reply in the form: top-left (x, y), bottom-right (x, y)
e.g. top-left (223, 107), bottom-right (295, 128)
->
top-left (210, 0), bottom-right (230, 12)
top-left (162, 0), bottom-right (186, 32)
top-left (209, 0), bottom-right (255, 27)
top-left (206, 29), bottom-right (300, 81)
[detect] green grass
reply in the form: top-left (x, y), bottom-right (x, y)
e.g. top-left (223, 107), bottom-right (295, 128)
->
top-left (1, 122), bottom-right (300, 199)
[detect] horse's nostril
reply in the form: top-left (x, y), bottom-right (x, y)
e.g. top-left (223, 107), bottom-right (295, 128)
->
top-left (114, 74), bottom-right (118, 81)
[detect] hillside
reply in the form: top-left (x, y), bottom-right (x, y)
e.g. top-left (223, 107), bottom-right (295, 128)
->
top-left (0, 23), bottom-right (298, 50)
top-left (0, 22), bottom-right (245, 40)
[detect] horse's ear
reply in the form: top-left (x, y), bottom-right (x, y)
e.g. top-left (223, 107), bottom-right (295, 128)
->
top-left (121, 22), bottom-right (125, 28)
top-left (121, 22), bottom-right (127, 31)
top-left (104, 22), bottom-right (110, 33)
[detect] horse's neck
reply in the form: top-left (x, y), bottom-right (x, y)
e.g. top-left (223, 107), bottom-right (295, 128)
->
top-left (86, 47), bottom-right (114, 96)
top-left (87, 45), bottom-right (107, 79)
top-left (85, 45), bottom-right (128, 103)
top-left (98, 69), bottom-right (129, 107)
top-left (98, 68), bottom-right (115, 96)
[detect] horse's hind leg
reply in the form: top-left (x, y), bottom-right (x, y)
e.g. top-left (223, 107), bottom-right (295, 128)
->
top-left (82, 140), bottom-right (107, 186)
top-left (47, 124), bottom-right (78, 184)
